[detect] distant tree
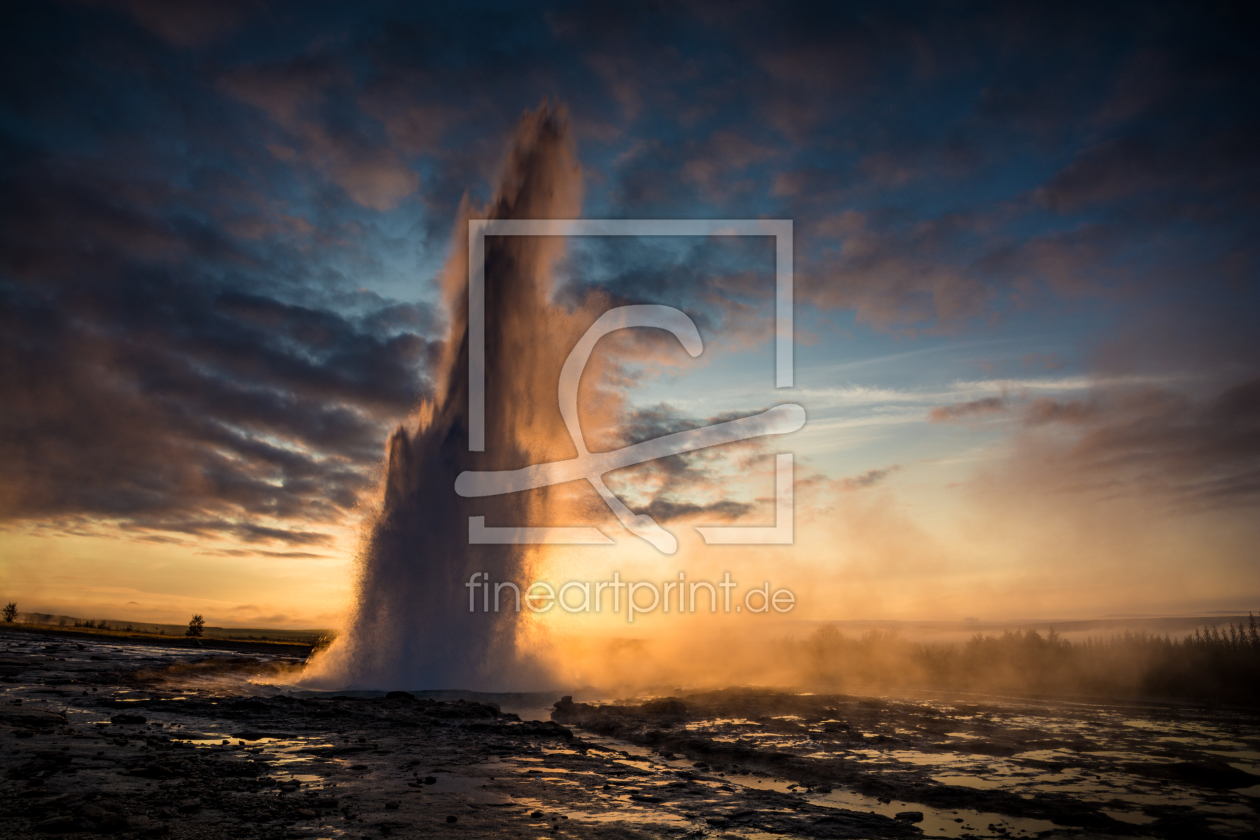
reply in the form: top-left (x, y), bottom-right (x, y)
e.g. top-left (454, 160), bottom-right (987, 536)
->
top-left (2, 602), bottom-right (16, 623)
top-left (186, 614), bottom-right (205, 638)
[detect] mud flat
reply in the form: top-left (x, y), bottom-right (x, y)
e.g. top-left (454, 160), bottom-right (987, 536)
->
top-left (2, 632), bottom-right (1257, 839)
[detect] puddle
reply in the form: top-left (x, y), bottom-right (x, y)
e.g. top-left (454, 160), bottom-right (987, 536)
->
top-left (809, 786), bottom-right (1061, 839)
top-left (1103, 809), bottom-right (1159, 825)
top-left (506, 795), bottom-right (692, 827)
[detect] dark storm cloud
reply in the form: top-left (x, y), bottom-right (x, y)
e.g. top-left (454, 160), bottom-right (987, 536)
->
top-left (0, 4), bottom-right (442, 547)
top-left (702, 2), bottom-right (1260, 334)
top-left (0, 146), bottom-right (437, 543)
top-left (91, 0), bottom-right (258, 47)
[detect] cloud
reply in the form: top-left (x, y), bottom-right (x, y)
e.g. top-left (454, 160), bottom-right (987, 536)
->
top-left (596, 403), bottom-right (782, 525)
top-left (1003, 378), bottom-right (1260, 510)
top-left (219, 56), bottom-right (421, 211)
top-left (840, 465), bottom-right (901, 490)
top-left (90, 0), bottom-right (255, 47)
top-left (1024, 398), bottom-right (1096, 426)
top-left (928, 396), bottom-right (1008, 423)
top-left (0, 128), bottom-right (434, 548)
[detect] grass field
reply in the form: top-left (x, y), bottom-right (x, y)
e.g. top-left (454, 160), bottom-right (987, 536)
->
top-left (0, 611), bottom-right (331, 649)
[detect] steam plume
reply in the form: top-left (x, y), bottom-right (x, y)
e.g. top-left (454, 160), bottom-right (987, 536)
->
top-left (302, 105), bottom-right (583, 691)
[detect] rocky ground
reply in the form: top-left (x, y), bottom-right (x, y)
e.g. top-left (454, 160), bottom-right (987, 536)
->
top-left (552, 691), bottom-right (1260, 838)
top-left (2, 631), bottom-right (1257, 839)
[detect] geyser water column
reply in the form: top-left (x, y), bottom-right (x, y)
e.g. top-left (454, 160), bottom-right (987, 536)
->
top-left (301, 105), bottom-right (585, 691)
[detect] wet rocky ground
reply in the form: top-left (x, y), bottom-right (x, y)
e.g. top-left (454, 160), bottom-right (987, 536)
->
top-left (1, 631), bottom-right (1257, 839)
top-left (551, 690), bottom-right (1260, 839)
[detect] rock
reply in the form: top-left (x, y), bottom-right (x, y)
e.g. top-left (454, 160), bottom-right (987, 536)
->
top-left (445, 815), bottom-right (458, 823)
top-left (177, 798), bottom-right (201, 813)
top-left (33, 815), bottom-right (78, 833)
top-left (641, 697), bottom-right (688, 718)
top-left (229, 697), bottom-right (268, 712)
top-left (294, 809), bottom-right (316, 819)
top-left (531, 810), bottom-right (544, 818)
top-left (126, 815), bottom-right (151, 829)
top-left (78, 804), bottom-right (113, 821)
top-left (110, 713), bottom-right (146, 725)
top-left (384, 800), bottom-right (400, 809)
top-left (78, 805), bottom-right (126, 831)
top-left (385, 691), bottom-right (414, 700)
top-left (423, 776), bottom-right (436, 784)
top-left (131, 763), bottom-right (177, 779)
top-left (1124, 759), bottom-right (1258, 790)
top-left (895, 811), bottom-right (924, 823)
top-left (0, 706), bottom-right (66, 728)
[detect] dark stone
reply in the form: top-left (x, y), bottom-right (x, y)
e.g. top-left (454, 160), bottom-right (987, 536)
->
top-left (33, 815), bottom-right (78, 833)
top-left (641, 697), bottom-right (688, 717)
top-left (0, 706), bottom-right (66, 728)
top-left (385, 691), bottom-right (414, 700)
top-left (1124, 760), bottom-right (1258, 790)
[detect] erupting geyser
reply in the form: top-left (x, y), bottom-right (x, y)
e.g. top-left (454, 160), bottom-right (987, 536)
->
top-left (302, 105), bottom-right (587, 691)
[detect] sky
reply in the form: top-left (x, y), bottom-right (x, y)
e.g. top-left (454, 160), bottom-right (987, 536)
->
top-left (1, 0), bottom-right (1258, 630)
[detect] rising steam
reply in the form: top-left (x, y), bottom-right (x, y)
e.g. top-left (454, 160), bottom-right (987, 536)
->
top-left (302, 105), bottom-right (587, 691)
